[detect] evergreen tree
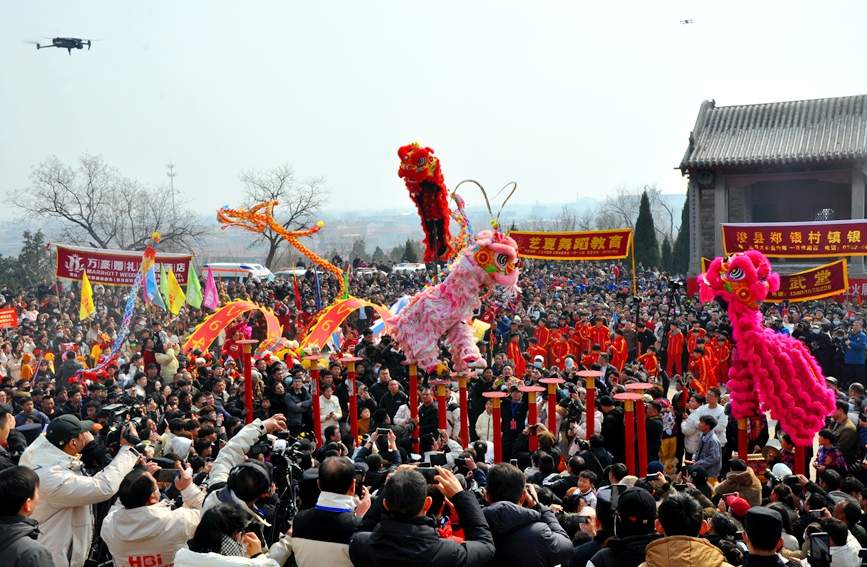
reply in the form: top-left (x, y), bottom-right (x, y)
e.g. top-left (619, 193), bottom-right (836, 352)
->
top-left (401, 239), bottom-right (418, 263)
top-left (660, 235), bottom-right (673, 273)
top-left (372, 246), bottom-right (385, 262)
top-left (633, 190), bottom-right (660, 269)
top-left (351, 239), bottom-right (368, 261)
top-left (672, 198), bottom-right (690, 274)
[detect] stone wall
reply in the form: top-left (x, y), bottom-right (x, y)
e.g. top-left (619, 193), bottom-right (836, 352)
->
top-left (728, 186), bottom-right (747, 223)
top-left (700, 187), bottom-right (715, 259)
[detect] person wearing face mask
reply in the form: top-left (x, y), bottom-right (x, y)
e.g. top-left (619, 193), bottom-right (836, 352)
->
top-left (809, 323), bottom-right (835, 377)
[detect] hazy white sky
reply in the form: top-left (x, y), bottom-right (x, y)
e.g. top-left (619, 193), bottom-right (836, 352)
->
top-left (2, 1), bottom-right (867, 220)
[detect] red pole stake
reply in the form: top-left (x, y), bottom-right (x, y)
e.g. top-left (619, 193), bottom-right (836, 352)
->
top-left (540, 378), bottom-right (564, 433)
top-left (305, 355), bottom-right (326, 447)
top-left (430, 380), bottom-right (451, 433)
top-left (615, 392), bottom-right (642, 476)
top-left (406, 362), bottom-right (419, 452)
top-left (578, 371), bottom-right (603, 438)
top-left (484, 391), bottom-right (508, 464)
top-left (738, 418), bottom-right (748, 462)
top-left (795, 444), bottom-right (806, 475)
top-left (458, 374), bottom-right (469, 449)
top-left (626, 383), bottom-right (653, 477)
top-left (340, 356), bottom-right (363, 442)
top-left (238, 340), bottom-right (258, 425)
top-left (520, 386), bottom-right (546, 452)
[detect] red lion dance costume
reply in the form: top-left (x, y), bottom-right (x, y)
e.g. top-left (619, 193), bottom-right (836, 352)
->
top-left (398, 142), bottom-right (453, 262)
top-left (699, 250), bottom-right (835, 446)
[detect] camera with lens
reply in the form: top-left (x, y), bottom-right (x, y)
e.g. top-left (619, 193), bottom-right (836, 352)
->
top-left (764, 469), bottom-right (783, 486)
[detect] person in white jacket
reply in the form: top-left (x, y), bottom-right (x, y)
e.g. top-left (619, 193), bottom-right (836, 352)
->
top-left (319, 384), bottom-right (342, 438)
top-left (475, 400), bottom-right (494, 442)
top-left (19, 414), bottom-right (142, 567)
top-left (680, 394), bottom-right (704, 458)
top-left (101, 462), bottom-right (205, 567)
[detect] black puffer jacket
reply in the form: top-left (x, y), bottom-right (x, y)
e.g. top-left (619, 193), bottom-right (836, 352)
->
top-left (0, 515), bottom-right (54, 567)
top-left (349, 490), bottom-right (495, 567)
top-left (483, 501), bottom-right (573, 567)
top-left (588, 532), bottom-right (663, 567)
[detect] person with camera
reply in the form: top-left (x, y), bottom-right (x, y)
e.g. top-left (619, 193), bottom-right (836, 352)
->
top-left (289, 456), bottom-right (372, 567)
top-left (173, 504), bottom-right (280, 567)
top-left (19, 414), bottom-right (143, 567)
top-left (348, 465), bottom-right (495, 567)
top-left (482, 463), bottom-right (573, 567)
top-left (201, 413), bottom-right (291, 561)
top-left (100, 461), bottom-right (204, 567)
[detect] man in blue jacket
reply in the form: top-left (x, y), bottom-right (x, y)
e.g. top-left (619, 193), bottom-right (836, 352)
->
top-left (483, 463), bottom-right (573, 567)
top-left (843, 320), bottom-right (866, 390)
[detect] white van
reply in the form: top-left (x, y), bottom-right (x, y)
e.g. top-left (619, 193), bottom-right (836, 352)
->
top-left (202, 263), bottom-right (274, 283)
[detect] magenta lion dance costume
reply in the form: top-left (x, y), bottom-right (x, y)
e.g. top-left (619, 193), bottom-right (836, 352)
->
top-left (699, 250), bottom-right (835, 445)
top-left (389, 230), bottom-right (520, 373)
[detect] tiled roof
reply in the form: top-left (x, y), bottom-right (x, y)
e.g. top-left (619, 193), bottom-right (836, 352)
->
top-left (680, 95), bottom-right (867, 170)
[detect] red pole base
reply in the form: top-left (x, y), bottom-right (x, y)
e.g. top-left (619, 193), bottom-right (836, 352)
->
top-left (493, 407), bottom-right (502, 463)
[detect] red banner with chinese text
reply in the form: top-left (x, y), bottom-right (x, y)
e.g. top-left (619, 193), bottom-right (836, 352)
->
top-left (508, 229), bottom-right (633, 260)
top-left (0, 308), bottom-right (18, 329)
top-left (55, 244), bottom-right (192, 286)
top-left (722, 220), bottom-right (867, 257)
top-left (703, 257), bottom-right (847, 303)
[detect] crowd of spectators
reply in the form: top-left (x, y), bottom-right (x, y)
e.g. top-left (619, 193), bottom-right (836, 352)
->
top-left (0, 257), bottom-right (866, 567)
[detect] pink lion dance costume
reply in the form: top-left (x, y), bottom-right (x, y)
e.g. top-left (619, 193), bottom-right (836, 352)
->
top-left (699, 250), bottom-right (835, 445)
top-left (389, 230), bottom-right (520, 372)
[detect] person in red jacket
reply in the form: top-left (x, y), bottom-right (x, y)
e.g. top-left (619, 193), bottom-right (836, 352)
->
top-left (686, 320), bottom-right (706, 355)
top-left (577, 318), bottom-right (593, 355)
top-left (637, 345), bottom-right (659, 378)
top-left (689, 347), bottom-right (717, 395)
top-left (666, 322), bottom-right (684, 378)
top-left (506, 334), bottom-right (526, 377)
top-left (526, 337), bottom-right (548, 367)
top-left (609, 329), bottom-right (628, 372)
top-left (549, 333), bottom-right (572, 369)
top-left (713, 334), bottom-right (732, 386)
top-left (534, 319), bottom-right (553, 353)
top-left (589, 317), bottom-right (610, 351)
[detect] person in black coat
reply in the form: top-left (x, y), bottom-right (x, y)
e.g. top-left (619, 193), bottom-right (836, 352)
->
top-left (349, 467), bottom-right (495, 567)
top-left (482, 463), bottom-right (573, 567)
top-left (600, 397), bottom-right (626, 465)
top-left (0, 466), bottom-right (54, 567)
top-left (645, 401), bottom-right (664, 463)
top-left (578, 434), bottom-right (614, 484)
top-left (418, 388), bottom-right (439, 437)
top-left (501, 387), bottom-right (528, 463)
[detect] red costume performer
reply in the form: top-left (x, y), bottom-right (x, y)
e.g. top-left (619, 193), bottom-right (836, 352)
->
top-left (686, 326), bottom-right (707, 354)
top-left (577, 321), bottom-right (593, 354)
top-left (637, 350), bottom-right (659, 377)
top-left (549, 335), bottom-right (572, 369)
top-left (590, 321), bottom-right (610, 351)
top-left (507, 339), bottom-right (526, 376)
top-left (609, 334), bottom-right (628, 372)
top-left (666, 328), bottom-right (684, 377)
top-left (534, 323), bottom-right (553, 352)
top-left (398, 142), bottom-right (453, 262)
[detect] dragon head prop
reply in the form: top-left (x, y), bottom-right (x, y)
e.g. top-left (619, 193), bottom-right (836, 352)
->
top-left (464, 230), bottom-right (521, 293)
top-left (398, 142), bottom-right (444, 187)
top-left (699, 250), bottom-right (780, 309)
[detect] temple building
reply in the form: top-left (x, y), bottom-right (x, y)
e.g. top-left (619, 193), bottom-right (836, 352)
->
top-left (679, 94), bottom-right (867, 277)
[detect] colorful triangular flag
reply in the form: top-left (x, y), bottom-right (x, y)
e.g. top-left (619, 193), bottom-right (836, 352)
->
top-left (203, 267), bottom-right (219, 310)
top-left (186, 264), bottom-right (203, 308)
top-left (79, 270), bottom-right (95, 320)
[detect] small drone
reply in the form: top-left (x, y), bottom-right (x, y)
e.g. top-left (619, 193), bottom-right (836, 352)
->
top-left (680, 19), bottom-right (693, 24)
top-left (35, 37), bottom-right (93, 55)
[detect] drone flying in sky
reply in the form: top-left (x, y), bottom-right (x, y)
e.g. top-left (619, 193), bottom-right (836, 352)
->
top-left (34, 37), bottom-right (94, 55)
top-left (680, 19), bottom-right (693, 24)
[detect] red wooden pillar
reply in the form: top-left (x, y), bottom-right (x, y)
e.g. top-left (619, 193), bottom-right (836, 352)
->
top-left (339, 356), bottom-right (363, 441)
top-left (738, 418), bottom-right (748, 462)
top-left (520, 385), bottom-right (546, 452)
top-left (577, 370), bottom-right (603, 438)
top-left (483, 391), bottom-right (508, 463)
top-left (404, 362), bottom-right (419, 453)
top-left (615, 392), bottom-right (643, 476)
top-left (429, 380), bottom-right (451, 433)
top-left (794, 445), bottom-right (806, 475)
top-left (238, 340), bottom-right (258, 424)
top-left (539, 377), bottom-right (565, 433)
top-left (304, 355), bottom-right (326, 447)
top-left (457, 373), bottom-right (470, 448)
top-left (626, 382), bottom-right (653, 477)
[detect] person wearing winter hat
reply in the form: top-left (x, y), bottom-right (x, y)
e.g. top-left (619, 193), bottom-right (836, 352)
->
top-left (588, 487), bottom-right (662, 567)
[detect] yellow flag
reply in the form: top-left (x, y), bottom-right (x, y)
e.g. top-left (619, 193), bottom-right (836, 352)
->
top-left (79, 270), bottom-right (95, 320)
top-left (165, 268), bottom-right (187, 315)
top-left (472, 318), bottom-right (491, 342)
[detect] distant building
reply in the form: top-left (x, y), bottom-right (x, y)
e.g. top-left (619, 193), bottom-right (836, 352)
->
top-left (679, 94), bottom-right (867, 277)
